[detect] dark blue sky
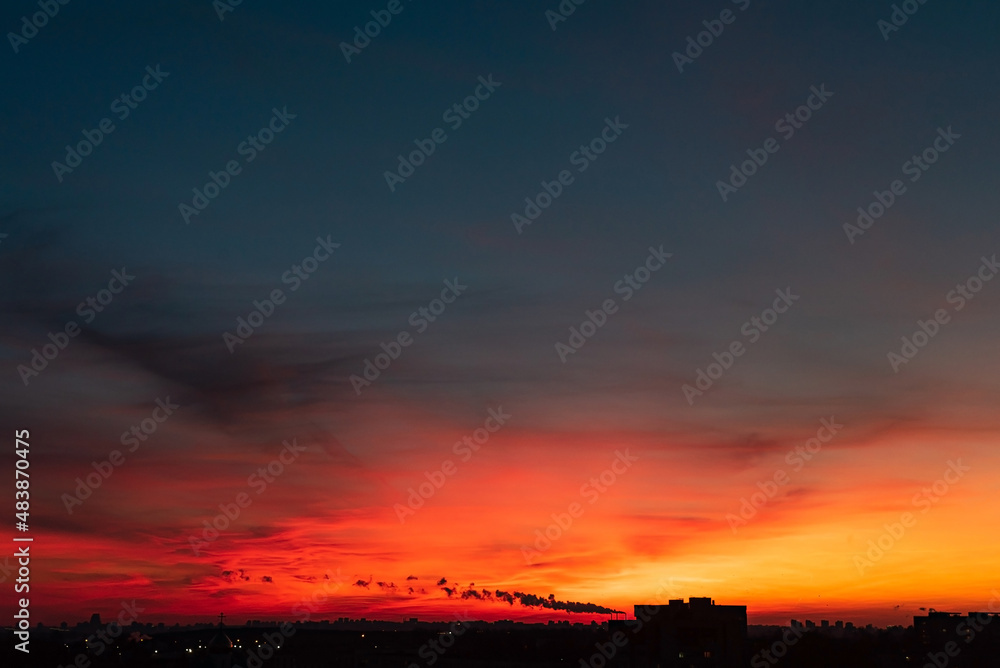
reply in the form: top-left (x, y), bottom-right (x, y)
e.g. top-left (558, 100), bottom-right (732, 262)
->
top-left (3, 0), bottom-right (1000, 624)
top-left (5, 0), bottom-right (998, 402)
top-left (4, 0), bottom-right (997, 282)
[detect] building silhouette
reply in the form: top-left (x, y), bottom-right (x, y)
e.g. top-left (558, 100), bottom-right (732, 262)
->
top-left (914, 610), bottom-right (1000, 646)
top-left (201, 614), bottom-right (237, 668)
top-left (629, 597), bottom-right (747, 667)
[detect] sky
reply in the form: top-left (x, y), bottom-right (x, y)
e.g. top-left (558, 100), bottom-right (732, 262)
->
top-left (2, 0), bottom-right (1000, 628)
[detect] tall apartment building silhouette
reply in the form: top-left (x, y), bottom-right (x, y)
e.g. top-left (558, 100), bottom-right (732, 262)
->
top-left (622, 597), bottom-right (747, 667)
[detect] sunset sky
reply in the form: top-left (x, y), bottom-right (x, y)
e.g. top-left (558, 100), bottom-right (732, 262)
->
top-left (2, 0), bottom-right (1000, 628)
